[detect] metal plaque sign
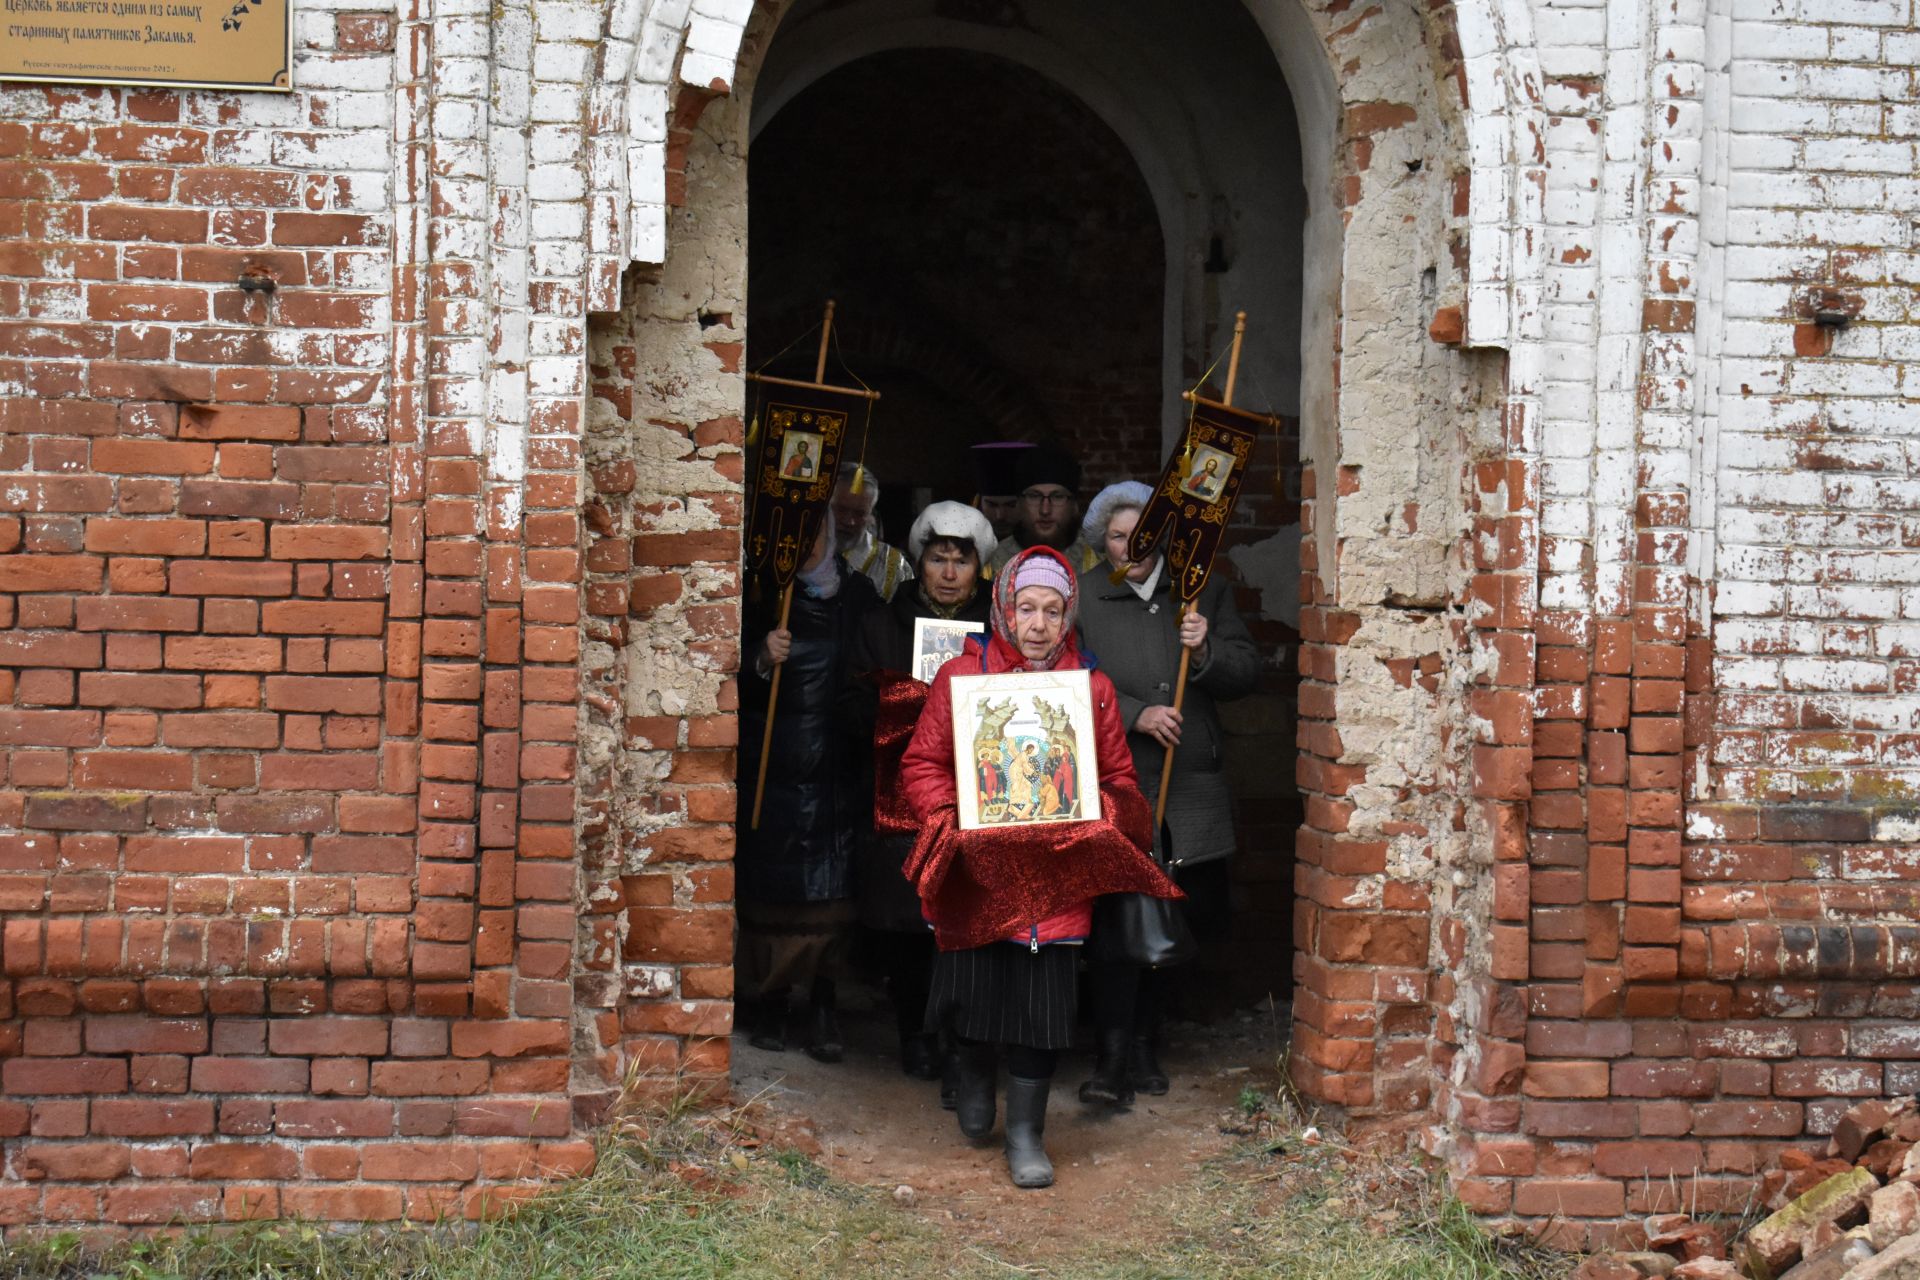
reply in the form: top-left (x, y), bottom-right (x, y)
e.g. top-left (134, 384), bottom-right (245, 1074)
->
top-left (1, 0), bottom-right (292, 92)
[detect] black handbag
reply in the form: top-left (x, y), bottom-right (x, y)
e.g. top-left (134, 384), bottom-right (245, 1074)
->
top-left (1089, 826), bottom-right (1197, 968)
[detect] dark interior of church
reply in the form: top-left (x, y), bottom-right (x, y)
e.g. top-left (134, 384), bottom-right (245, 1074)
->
top-left (744, 38), bottom-right (1304, 1013)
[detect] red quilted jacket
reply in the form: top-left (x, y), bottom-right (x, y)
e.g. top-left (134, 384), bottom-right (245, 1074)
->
top-left (898, 629), bottom-right (1177, 951)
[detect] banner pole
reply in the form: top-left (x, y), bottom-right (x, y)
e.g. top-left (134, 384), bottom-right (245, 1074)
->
top-left (749, 298), bottom-right (837, 831)
top-left (1222, 309), bottom-right (1246, 405)
top-left (1155, 311), bottom-right (1247, 832)
top-left (1154, 641), bottom-right (1193, 832)
top-left (750, 581), bottom-right (796, 830)
top-left (814, 299), bottom-right (835, 383)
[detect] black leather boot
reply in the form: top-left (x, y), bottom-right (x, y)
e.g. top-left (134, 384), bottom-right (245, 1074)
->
top-left (952, 1041), bottom-right (997, 1141)
top-left (805, 979), bottom-right (843, 1064)
top-left (1077, 1028), bottom-right (1134, 1106)
top-left (939, 1042), bottom-right (958, 1110)
top-left (1003, 1075), bottom-right (1055, 1189)
top-left (1127, 1035), bottom-right (1169, 1096)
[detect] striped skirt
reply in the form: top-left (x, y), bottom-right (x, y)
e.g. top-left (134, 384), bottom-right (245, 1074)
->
top-left (926, 942), bottom-right (1079, 1050)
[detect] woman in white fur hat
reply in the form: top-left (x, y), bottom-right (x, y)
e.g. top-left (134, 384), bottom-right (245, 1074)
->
top-left (846, 501), bottom-right (998, 1081)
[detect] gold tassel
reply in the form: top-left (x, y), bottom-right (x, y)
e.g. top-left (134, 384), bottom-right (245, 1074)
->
top-left (745, 409), bottom-right (760, 449)
top-left (849, 463), bottom-right (865, 495)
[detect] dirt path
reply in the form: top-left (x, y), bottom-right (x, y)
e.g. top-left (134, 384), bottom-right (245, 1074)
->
top-left (732, 984), bottom-right (1293, 1257)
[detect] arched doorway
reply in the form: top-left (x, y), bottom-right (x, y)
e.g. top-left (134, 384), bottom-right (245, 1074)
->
top-left (741, 0), bottom-right (1308, 1026)
top-left (586, 0), bottom-right (1517, 1142)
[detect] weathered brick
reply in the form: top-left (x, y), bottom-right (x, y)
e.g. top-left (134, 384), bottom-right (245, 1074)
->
top-left (90, 1099), bottom-right (215, 1136)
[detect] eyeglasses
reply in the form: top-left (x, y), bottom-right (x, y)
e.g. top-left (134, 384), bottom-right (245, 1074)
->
top-left (1020, 488), bottom-right (1072, 507)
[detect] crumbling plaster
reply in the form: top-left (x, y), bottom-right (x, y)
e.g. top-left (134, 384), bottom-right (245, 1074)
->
top-left (595, 105), bottom-right (749, 855)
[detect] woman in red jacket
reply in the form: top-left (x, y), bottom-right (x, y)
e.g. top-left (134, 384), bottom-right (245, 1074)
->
top-left (899, 545), bottom-right (1178, 1189)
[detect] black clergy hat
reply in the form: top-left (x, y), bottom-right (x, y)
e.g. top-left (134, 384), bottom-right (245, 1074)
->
top-left (1012, 441), bottom-right (1082, 496)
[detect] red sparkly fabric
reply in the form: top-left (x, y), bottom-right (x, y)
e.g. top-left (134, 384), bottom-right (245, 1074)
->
top-left (871, 669), bottom-right (928, 837)
top-left (898, 630), bottom-right (1180, 952)
top-left (902, 784), bottom-right (1175, 951)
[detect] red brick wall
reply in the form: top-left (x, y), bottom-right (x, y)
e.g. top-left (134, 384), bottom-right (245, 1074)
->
top-left (582, 289), bottom-right (745, 1090)
top-left (9, 0), bottom-right (1920, 1246)
top-left (0, 75), bottom-right (592, 1227)
top-left (579, 78), bottom-right (756, 1104)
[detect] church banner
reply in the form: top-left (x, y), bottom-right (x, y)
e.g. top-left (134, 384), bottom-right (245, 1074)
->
top-left (0, 0), bottom-right (292, 91)
top-left (1123, 396), bottom-right (1277, 604)
top-left (745, 386), bottom-right (854, 589)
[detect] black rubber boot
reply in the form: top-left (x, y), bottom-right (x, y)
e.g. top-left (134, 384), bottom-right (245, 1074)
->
top-left (1003, 1075), bottom-right (1055, 1189)
top-left (952, 1041), bottom-right (997, 1141)
top-left (805, 979), bottom-right (843, 1064)
top-left (939, 1042), bottom-right (958, 1110)
top-left (1127, 1036), bottom-right (1169, 1096)
top-left (888, 936), bottom-right (937, 1079)
top-left (1077, 1029), bottom-right (1135, 1106)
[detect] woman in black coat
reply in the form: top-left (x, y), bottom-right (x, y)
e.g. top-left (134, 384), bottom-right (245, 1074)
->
top-left (736, 518), bottom-right (879, 1061)
top-left (847, 501), bottom-right (997, 1078)
top-left (1073, 481), bottom-right (1259, 1104)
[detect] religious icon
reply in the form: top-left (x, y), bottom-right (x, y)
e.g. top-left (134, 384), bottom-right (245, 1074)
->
top-left (949, 669), bottom-right (1102, 831)
top-left (779, 430), bottom-right (823, 480)
top-left (1178, 444), bottom-right (1234, 503)
top-left (911, 618), bottom-right (985, 683)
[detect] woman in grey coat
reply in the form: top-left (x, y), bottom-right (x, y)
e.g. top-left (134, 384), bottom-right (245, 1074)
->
top-left (1072, 480), bottom-right (1259, 1104)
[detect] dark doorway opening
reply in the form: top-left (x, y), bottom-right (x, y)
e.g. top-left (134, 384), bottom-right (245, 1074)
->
top-left (748, 48), bottom-right (1166, 536)
top-left (744, 34), bottom-right (1301, 1025)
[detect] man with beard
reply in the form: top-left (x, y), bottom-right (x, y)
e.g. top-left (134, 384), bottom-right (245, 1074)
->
top-left (987, 443), bottom-right (1100, 575)
top-left (970, 441), bottom-right (1033, 543)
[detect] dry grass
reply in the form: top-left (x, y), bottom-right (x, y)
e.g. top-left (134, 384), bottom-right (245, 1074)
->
top-left (0, 1080), bottom-right (1574, 1280)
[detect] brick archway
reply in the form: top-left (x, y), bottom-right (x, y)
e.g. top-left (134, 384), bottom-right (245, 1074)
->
top-left (11, 0), bottom-right (1912, 1241)
top-left (587, 0), bottom-right (1542, 1172)
top-left (0, 0), bottom-right (1556, 1236)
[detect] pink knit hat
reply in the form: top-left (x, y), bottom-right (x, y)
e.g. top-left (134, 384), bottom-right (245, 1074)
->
top-left (1010, 552), bottom-right (1073, 600)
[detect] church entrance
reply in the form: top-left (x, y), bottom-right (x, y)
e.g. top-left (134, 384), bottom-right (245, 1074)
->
top-left (587, 0), bottom-right (1499, 1132)
top-left (740, 0), bottom-right (1310, 1052)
